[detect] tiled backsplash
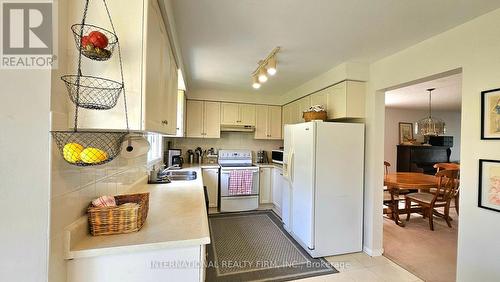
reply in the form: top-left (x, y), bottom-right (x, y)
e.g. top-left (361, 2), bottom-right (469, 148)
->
top-left (166, 132), bottom-right (284, 161)
top-left (49, 115), bottom-right (153, 282)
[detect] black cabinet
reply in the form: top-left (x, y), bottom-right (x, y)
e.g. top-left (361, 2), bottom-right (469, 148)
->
top-left (397, 145), bottom-right (451, 175)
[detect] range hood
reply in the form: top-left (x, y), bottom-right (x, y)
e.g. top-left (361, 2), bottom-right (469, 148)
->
top-left (220, 124), bottom-right (255, 132)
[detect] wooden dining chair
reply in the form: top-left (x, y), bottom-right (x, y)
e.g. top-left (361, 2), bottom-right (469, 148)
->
top-left (405, 169), bottom-right (459, 230)
top-left (433, 163), bottom-right (460, 215)
top-left (384, 161), bottom-right (391, 175)
top-left (383, 161), bottom-right (393, 217)
top-left (383, 161), bottom-right (406, 218)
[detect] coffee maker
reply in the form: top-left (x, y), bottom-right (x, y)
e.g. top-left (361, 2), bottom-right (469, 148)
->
top-left (167, 149), bottom-right (182, 167)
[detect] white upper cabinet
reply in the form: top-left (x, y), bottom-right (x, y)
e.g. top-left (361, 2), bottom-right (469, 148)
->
top-left (282, 98), bottom-right (306, 126)
top-left (203, 101), bottom-right (221, 138)
top-left (220, 103), bottom-right (239, 125)
top-left (185, 100), bottom-right (204, 138)
top-left (310, 90), bottom-right (328, 109)
top-left (326, 81), bottom-right (365, 119)
top-left (176, 90), bottom-right (186, 137)
top-left (297, 96), bottom-right (311, 118)
top-left (239, 104), bottom-right (256, 126)
top-left (67, 0), bottom-right (178, 135)
top-left (220, 103), bottom-right (256, 126)
top-left (186, 100), bottom-right (220, 138)
top-left (255, 105), bottom-right (282, 140)
top-left (281, 80), bottom-right (366, 124)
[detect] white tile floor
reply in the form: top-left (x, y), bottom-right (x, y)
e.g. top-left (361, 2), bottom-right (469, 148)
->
top-left (295, 252), bottom-right (422, 282)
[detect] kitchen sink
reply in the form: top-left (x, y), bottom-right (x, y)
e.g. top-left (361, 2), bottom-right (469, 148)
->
top-left (160, 170), bottom-right (197, 181)
top-left (149, 170), bottom-right (197, 184)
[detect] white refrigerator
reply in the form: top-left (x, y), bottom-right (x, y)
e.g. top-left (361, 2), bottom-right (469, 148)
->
top-left (283, 121), bottom-right (364, 258)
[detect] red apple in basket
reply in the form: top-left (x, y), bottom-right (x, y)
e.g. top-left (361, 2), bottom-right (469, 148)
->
top-left (88, 31), bottom-right (109, 49)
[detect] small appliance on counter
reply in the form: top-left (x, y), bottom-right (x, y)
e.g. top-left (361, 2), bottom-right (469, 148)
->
top-left (256, 150), bottom-right (269, 164)
top-left (187, 150), bottom-right (195, 164)
top-left (167, 149), bottom-right (182, 167)
top-left (271, 149), bottom-right (284, 164)
top-left (172, 155), bottom-right (184, 168)
top-left (195, 147), bottom-right (203, 164)
top-left (205, 148), bottom-right (218, 164)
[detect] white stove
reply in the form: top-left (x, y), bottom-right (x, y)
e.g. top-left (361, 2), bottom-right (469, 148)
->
top-left (218, 150), bottom-right (253, 167)
top-left (218, 150), bottom-right (260, 212)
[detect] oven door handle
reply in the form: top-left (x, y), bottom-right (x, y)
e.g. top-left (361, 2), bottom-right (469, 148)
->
top-left (220, 170), bottom-right (259, 175)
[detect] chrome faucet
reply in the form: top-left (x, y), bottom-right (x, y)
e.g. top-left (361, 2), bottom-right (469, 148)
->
top-left (148, 164), bottom-right (179, 184)
top-left (158, 164), bottom-right (181, 177)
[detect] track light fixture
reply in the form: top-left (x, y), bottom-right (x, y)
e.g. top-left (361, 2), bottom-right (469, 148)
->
top-left (266, 56), bottom-right (277, 76)
top-left (252, 75), bottom-right (261, 89)
top-left (258, 68), bottom-right (268, 83)
top-left (251, 47), bottom-right (280, 89)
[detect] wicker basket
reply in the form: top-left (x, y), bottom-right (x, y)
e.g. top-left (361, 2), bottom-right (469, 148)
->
top-left (88, 193), bottom-right (149, 236)
top-left (303, 111), bottom-right (327, 122)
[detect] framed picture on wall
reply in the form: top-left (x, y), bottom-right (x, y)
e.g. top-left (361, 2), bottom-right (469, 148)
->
top-left (481, 88), bottom-right (500, 139)
top-left (478, 159), bottom-right (500, 213)
top-left (398, 122), bottom-right (414, 144)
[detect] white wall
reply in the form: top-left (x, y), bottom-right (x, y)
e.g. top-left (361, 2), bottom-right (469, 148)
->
top-left (384, 108), bottom-right (462, 172)
top-left (366, 8), bottom-right (500, 281)
top-left (186, 88), bottom-right (282, 105)
top-left (0, 69), bottom-right (51, 282)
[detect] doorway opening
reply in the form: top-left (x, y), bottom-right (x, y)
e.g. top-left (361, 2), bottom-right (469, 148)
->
top-left (382, 71), bottom-right (462, 282)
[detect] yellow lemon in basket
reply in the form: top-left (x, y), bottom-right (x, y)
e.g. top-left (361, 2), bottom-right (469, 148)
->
top-left (63, 143), bottom-right (84, 163)
top-left (80, 147), bottom-right (109, 164)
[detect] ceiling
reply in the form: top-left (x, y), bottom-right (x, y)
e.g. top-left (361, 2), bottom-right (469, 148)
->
top-left (170, 0), bottom-right (500, 96)
top-left (385, 73), bottom-right (462, 111)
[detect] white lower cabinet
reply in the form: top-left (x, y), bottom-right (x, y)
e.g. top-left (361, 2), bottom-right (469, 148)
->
top-left (259, 166), bottom-right (285, 217)
top-left (202, 168), bottom-right (219, 207)
top-left (272, 168), bottom-right (283, 215)
top-left (68, 245), bottom-right (205, 282)
top-left (259, 167), bottom-right (272, 204)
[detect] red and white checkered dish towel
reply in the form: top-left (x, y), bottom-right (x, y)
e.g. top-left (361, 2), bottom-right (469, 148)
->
top-left (228, 170), bottom-right (253, 195)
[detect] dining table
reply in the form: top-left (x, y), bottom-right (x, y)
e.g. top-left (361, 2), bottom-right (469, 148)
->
top-left (384, 172), bottom-right (439, 226)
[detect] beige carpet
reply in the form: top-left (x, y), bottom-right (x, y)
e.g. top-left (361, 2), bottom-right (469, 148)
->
top-left (383, 207), bottom-right (458, 282)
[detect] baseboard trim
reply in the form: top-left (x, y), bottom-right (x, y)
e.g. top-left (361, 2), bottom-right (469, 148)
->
top-left (363, 246), bottom-right (384, 257)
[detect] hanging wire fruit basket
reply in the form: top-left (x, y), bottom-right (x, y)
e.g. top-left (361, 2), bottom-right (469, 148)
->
top-left (52, 0), bottom-right (130, 167)
top-left (52, 131), bottom-right (127, 166)
top-left (71, 24), bottom-right (118, 61)
top-left (61, 74), bottom-right (123, 110)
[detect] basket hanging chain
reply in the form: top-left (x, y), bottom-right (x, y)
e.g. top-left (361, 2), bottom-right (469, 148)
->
top-left (102, 0), bottom-right (130, 132)
top-left (73, 0), bottom-right (91, 131)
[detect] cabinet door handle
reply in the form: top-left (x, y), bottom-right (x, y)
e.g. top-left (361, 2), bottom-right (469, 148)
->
top-left (162, 120), bottom-right (168, 125)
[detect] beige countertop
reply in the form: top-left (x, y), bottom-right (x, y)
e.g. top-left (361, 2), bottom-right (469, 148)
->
top-left (255, 163), bottom-right (283, 169)
top-left (65, 166), bottom-right (210, 259)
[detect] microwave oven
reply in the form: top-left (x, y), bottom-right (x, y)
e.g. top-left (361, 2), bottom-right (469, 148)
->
top-left (271, 150), bottom-right (284, 164)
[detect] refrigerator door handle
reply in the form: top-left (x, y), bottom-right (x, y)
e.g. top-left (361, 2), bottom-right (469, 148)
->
top-left (283, 150), bottom-right (292, 180)
top-left (289, 150), bottom-right (295, 185)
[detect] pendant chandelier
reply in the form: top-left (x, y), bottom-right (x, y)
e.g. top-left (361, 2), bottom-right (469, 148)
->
top-left (415, 88), bottom-right (446, 136)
